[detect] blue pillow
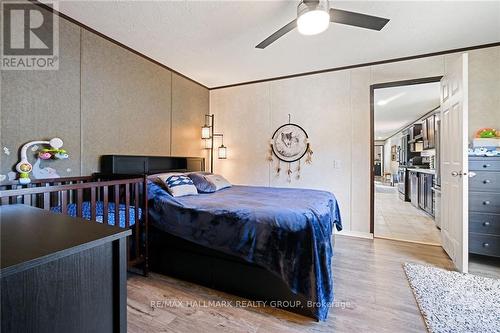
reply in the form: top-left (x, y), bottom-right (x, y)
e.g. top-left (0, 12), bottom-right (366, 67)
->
top-left (188, 172), bottom-right (231, 193)
top-left (188, 172), bottom-right (215, 193)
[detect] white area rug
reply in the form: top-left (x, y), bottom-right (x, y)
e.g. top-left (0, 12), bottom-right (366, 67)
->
top-left (403, 263), bottom-right (500, 333)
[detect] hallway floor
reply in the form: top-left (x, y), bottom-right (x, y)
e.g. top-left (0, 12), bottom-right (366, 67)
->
top-left (374, 182), bottom-right (441, 245)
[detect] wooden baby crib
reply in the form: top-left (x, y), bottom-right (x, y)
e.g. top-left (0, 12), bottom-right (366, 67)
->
top-left (0, 175), bottom-right (148, 275)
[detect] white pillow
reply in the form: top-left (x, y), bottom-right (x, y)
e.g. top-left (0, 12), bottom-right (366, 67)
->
top-left (153, 172), bottom-right (183, 183)
top-left (157, 174), bottom-right (198, 197)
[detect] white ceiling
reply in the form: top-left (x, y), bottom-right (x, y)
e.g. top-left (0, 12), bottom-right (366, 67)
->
top-left (374, 82), bottom-right (440, 140)
top-left (53, 1), bottom-right (500, 88)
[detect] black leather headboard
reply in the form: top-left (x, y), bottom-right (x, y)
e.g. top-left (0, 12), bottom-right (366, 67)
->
top-left (100, 155), bottom-right (205, 175)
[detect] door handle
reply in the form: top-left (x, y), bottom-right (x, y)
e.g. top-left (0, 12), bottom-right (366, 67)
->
top-left (483, 180), bottom-right (491, 184)
top-left (483, 201), bottom-right (490, 205)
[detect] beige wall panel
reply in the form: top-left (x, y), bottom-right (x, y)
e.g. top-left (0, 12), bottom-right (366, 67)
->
top-left (0, 17), bottom-right (81, 178)
top-left (467, 47), bottom-right (500, 140)
top-left (269, 72), bottom-right (353, 229)
top-left (211, 83), bottom-right (271, 186)
top-left (349, 67), bottom-right (372, 234)
top-left (80, 30), bottom-right (172, 174)
top-left (371, 55), bottom-right (445, 84)
top-left (171, 73), bottom-right (209, 159)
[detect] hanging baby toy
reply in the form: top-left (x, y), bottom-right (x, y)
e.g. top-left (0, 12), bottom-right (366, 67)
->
top-left (267, 114), bottom-right (313, 182)
top-left (15, 137), bottom-right (69, 184)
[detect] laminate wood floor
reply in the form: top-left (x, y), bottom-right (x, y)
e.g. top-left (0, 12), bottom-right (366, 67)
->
top-left (127, 236), bottom-right (499, 333)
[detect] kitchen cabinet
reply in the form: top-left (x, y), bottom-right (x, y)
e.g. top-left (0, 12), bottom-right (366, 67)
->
top-left (422, 115), bottom-right (436, 150)
top-left (427, 115), bottom-right (436, 149)
top-left (409, 124), bottom-right (422, 142)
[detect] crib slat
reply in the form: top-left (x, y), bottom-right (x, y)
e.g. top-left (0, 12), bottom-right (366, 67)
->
top-left (134, 182), bottom-right (139, 226)
top-left (124, 184), bottom-right (130, 228)
top-left (114, 184), bottom-right (120, 227)
top-left (134, 182), bottom-right (140, 260)
top-left (43, 192), bottom-right (50, 210)
top-left (77, 188), bottom-right (83, 218)
top-left (23, 194), bottom-right (31, 206)
top-left (90, 187), bottom-right (96, 221)
top-left (1, 197), bottom-right (9, 205)
top-left (61, 191), bottom-right (68, 214)
top-left (103, 186), bottom-right (109, 224)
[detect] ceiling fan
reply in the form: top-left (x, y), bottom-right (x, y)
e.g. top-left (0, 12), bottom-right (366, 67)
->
top-left (256, 0), bottom-right (390, 49)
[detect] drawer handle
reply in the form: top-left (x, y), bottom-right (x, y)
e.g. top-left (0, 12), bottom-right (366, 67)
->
top-left (483, 180), bottom-right (491, 184)
top-left (483, 201), bottom-right (490, 205)
top-left (483, 164), bottom-right (491, 168)
top-left (483, 221), bottom-right (491, 227)
top-left (482, 243), bottom-right (490, 248)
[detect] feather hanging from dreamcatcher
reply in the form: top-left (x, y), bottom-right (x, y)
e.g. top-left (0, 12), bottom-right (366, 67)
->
top-left (268, 115), bottom-right (312, 181)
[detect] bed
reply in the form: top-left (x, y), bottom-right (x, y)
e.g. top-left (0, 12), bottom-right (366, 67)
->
top-left (100, 155), bottom-right (342, 320)
top-left (148, 181), bottom-right (342, 320)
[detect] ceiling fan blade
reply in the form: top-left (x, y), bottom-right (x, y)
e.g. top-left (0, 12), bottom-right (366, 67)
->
top-left (329, 8), bottom-right (389, 31)
top-left (256, 19), bottom-right (297, 49)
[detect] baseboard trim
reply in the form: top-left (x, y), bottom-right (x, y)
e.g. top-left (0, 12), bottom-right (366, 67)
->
top-left (335, 230), bottom-right (374, 240)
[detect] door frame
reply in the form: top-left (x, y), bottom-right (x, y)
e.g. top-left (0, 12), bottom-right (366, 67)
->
top-left (369, 76), bottom-right (443, 234)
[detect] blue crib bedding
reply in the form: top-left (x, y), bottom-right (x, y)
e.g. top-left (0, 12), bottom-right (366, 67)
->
top-left (147, 181), bottom-right (342, 320)
top-left (50, 201), bottom-right (141, 228)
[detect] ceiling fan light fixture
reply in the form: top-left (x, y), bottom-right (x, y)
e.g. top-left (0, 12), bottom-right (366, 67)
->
top-left (297, 0), bottom-right (330, 36)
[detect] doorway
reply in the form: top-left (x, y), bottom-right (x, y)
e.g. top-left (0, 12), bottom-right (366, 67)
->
top-left (370, 77), bottom-right (443, 245)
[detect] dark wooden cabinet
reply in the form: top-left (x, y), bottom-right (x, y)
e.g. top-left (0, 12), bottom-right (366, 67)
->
top-left (0, 205), bottom-right (131, 333)
top-left (427, 115), bottom-right (436, 149)
top-left (422, 119), bottom-right (428, 149)
top-left (409, 124), bottom-right (422, 142)
top-left (422, 115), bottom-right (436, 150)
top-left (469, 156), bottom-right (500, 257)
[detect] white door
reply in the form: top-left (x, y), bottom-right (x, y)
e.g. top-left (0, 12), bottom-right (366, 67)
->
top-left (440, 53), bottom-right (469, 273)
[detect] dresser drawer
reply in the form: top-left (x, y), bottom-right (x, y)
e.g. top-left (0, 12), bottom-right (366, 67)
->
top-left (469, 171), bottom-right (500, 192)
top-left (469, 212), bottom-right (500, 235)
top-left (469, 192), bottom-right (500, 213)
top-left (469, 159), bottom-right (500, 172)
top-left (469, 233), bottom-right (500, 257)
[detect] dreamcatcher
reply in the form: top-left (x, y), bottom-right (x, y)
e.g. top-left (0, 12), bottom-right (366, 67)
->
top-left (267, 115), bottom-right (313, 182)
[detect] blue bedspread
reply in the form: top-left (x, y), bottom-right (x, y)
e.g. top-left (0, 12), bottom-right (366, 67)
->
top-left (148, 181), bottom-right (342, 320)
top-left (51, 201), bottom-right (141, 228)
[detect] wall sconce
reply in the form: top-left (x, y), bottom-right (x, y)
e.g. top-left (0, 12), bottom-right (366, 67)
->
top-left (201, 126), bottom-right (211, 140)
top-left (218, 144), bottom-right (227, 159)
top-left (201, 114), bottom-right (228, 172)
